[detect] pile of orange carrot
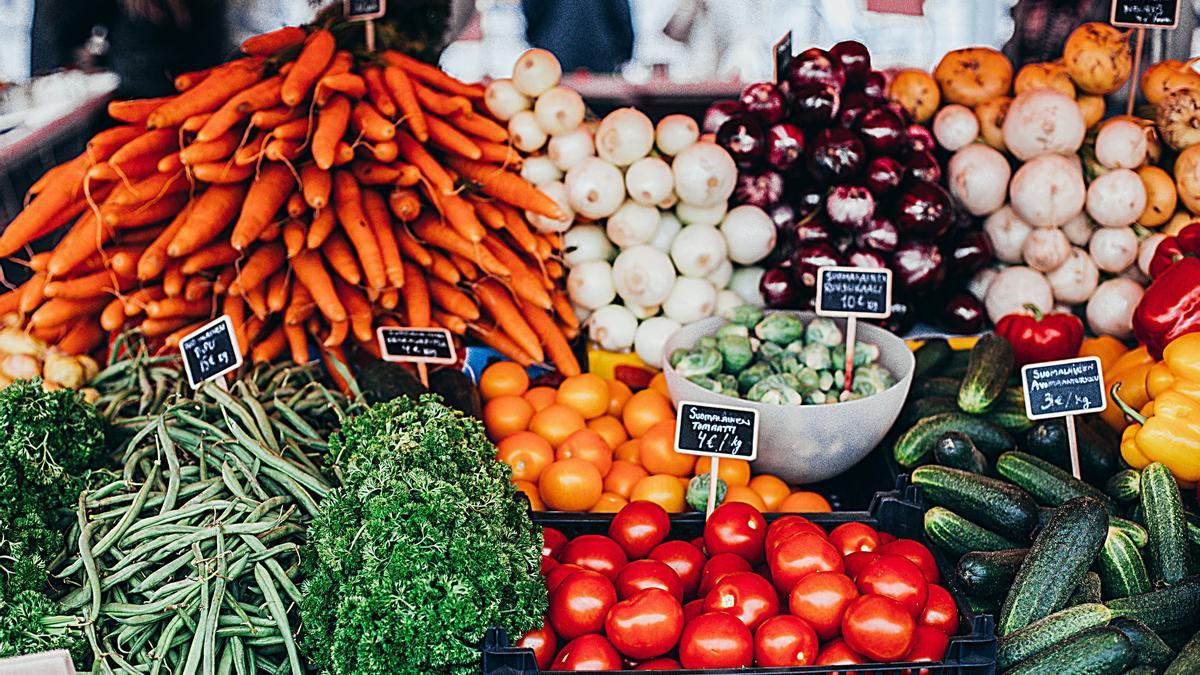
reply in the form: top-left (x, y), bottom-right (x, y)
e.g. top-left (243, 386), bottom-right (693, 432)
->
top-left (0, 23), bottom-right (582, 376)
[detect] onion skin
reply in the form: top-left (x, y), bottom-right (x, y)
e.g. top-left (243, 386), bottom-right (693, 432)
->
top-left (1086, 278), bottom-right (1143, 339)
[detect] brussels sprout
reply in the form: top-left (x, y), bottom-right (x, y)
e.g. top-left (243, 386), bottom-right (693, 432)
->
top-left (715, 373), bottom-right (740, 397)
top-left (786, 340), bottom-right (805, 354)
top-left (669, 348), bottom-right (688, 368)
top-left (834, 369), bottom-right (845, 389)
top-left (749, 337), bottom-right (762, 351)
top-left (697, 336), bottom-right (718, 350)
top-left (754, 313), bottom-right (805, 345)
top-left (718, 335), bottom-right (754, 374)
top-left (737, 362), bottom-right (774, 393)
top-left (831, 342), bottom-right (882, 369)
top-left (724, 304), bottom-right (764, 329)
top-left (759, 341), bottom-right (785, 362)
top-left (675, 347), bottom-right (722, 378)
top-left (747, 373), bottom-right (804, 405)
top-left (805, 317), bottom-right (843, 347)
top-left (793, 366), bottom-right (821, 392)
top-left (779, 353), bottom-right (802, 376)
top-left (716, 323), bottom-right (750, 339)
top-left (851, 363), bottom-right (895, 396)
top-left (688, 375), bottom-right (723, 393)
top-left (818, 370), bottom-right (834, 391)
top-left (800, 342), bottom-right (832, 370)
top-left (806, 390), bottom-right (828, 405)
top-left (687, 474), bottom-right (727, 511)
top-left (839, 391), bottom-right (865, 402)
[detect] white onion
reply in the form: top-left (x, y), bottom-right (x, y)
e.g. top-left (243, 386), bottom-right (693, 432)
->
top-left (1009, 154), bottom-right (1086, 227)
top-left (520, 156), bottom-right (562, 186)
top-left (933, 104), bottom-right (979, 151)
top-left (595, 108), bottom-right (655, 166)
top-left (947, 144), bottom-right (1010, 216)
top-left (671, 224), bottom-right (727, 277)
top-left (1086, 168), bottom-right (1147, 227)
top-left (563, 224), bottom-right (615, 266)
top-left (1061, 211), bottom-right (1095, 246)
top-left (968, 267), bottom-right (1000, 300)
top-left (572, 304), bottom-right (592, 323)
top-left (1002, 88), bottom-right (1087, 160)
top-left (984, 206), bottom-right (1033, 263)
top-left (533, 86), bottom-right (585, 136)
top-left (564, 157), bottom-right (626, 220)
top-left (662, 277), bottom-right (717, 324)
top-left (706, 259), bottom-right (734, 289)
top-left (1095, 119), bottom-right (1149, 169)
top-left (1022, 228), bottom-right (1072, 272)
top-left (512, 48), bottom-right (561, 97)
top-left (672, 141), bottom-right (737, 207)
top-left (1046, 247), bottom-right (1099, 304)
top-left (715, 289), bottom-right (744, 315)
top-left (625, 302), bottom-right (660, 319)
top-left (675, 200), bottom-right (727, 226)
top-left (720, 205), bottom-right (776, 264)
top-left (524, 181), bottom-right (574, 233)
top-left (588, 304), bottom-right (638, 351)
top-left (606, 201), bottom-right (660, 248)
top-left (985, 266), bottom-right (1053, 322)
top-left (612, 245), bottom-right (676, 306)
top-left (625, 157), bottom-right (675, 206)
top-left (1089, 226), bottom-right (1139, 273)
top-left (635, 317), bottom-right (682, 367)
top-left (508, 110), bottom-right (547, 153)
top-left (483, 78), bottom-right (529, 121)
top-left (1139, 234), bottom-right (1167, 277)
top-left (567, 260), bottom-right (616, 310)
top-left (548, 128), bottom-right (595, 171)
top-left (657, 191), bottom-right (679, 210)
top-left (650, 211), bottom-right (682, 252)
top-left (729, 267), bottom-right (765, 306)
top-left (1086, 278), bottom-right (1143, 338)
top-left (656, 114), bottom-right (700, 156)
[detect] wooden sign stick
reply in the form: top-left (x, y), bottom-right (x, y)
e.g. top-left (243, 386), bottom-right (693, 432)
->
top-left (1128, 27), bottom-right (1146, 116)
top-left (417, 362), bottom-right (429, 388)
top-left (842, 316), bottom-right (857, 394)
top-left (1065, 414), bottom-right (1082, 479)
top-left (707, 457), bottom-right (720, 519)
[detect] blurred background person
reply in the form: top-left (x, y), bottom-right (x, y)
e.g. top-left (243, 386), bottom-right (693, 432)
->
top-left (522, 0), bottom-right (634, 73)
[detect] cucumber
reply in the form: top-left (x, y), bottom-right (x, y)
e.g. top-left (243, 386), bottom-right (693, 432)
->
top-left (913, 337), bottom-right (953, 380)
top-left (1006, 626), bottom-right (1133, 675)
top-left (944, 348), bottom-right (972, 379)
top-left (965, 592), bottom-right (998, 616)
top-left (933, 431), bottom-right (988, 474)
top-left (1038, 506), bottom-right (1056, 528)
top-left (895, 412), bottom-right (1015, 468)
top-left (902, 396), bottom-right (959, 425)
top-left (1100, 527), bottom-right (1151, 600)
top-left (958, 333), bottom-right (1013, 414)
top-left (996, 451), bottom-right (1118, 513)
top-left (1107, 470), bottom-right (1143, 504)
top-left (1106, 577), bottom-right (1200, 633)
top-left (915, 376), bottom-right (961, 399)
top-left (1110, 617), bottom-right (1175, 669)
top-left (924, 506), bottom-right (1019, 559)
top-left (987, 404), bottom-right (1035, 433)
top-left (1072, 571), bottom-right (1103, 605)
top-left (1025, 418), bottom-right (1121, 484)
top-left (1110, 516), bottom-right (1150, 548)
top-left (912, 465), bottom-right (1039, 540)
top-left (1121, 667), bottom-right (1159, 675)
top-left (999, 496), bottom-right (1109, 636)
top-left (1166, 628), bottom-right (1200, 675)
top-left (956, 548), bottom-right (1027, 597)
top-left (997, 603), bottom-right (1113, 670)
top-left (1000, 386), bottom-right (1026, 408)
top-left (1142, 463), bottom-right (1190, 584)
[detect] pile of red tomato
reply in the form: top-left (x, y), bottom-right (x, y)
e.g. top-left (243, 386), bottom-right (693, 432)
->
top-left (521, 501), bottom-right (958, 670)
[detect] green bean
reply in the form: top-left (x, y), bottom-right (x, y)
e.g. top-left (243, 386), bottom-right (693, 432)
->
top-left (158, 416), bottom-right (181, 514)
top-left (230, 454), bottom-right (271, 501)
top-left (78, 521), bottom-right (102, 622)
top-left (238, 535), bottom-right (301, 605)
top-left (203, 530), bottom-right (228, 675)
top-left (243, 395), bottom-right (280, 453)
top-left (85, 478), bottom-right (131, 505)
top-left (222, 414), bottom-right (328, 495)
top-left (230, 636), bottom-right (247, 675)
top-left (150, 613), bottom-right (185, 675)
top-left (91, 462), bottom-right (159, 557)
top-left (179, 545), bottom-right (209, 675)
top-left (207, 386), bottom-right (271, 448)
top-left (253, 563), bottom-right (301, 675)
top-left (220, 462), bottom-right (248, 499)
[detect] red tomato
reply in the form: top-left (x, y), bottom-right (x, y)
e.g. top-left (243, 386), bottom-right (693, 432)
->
top-left (879, 531), bottom-right (897, 544)
top-left (690, 535), bottom-right (706, 551)
top-left (843, 551), bottom-right (880, 580)
top-left (753, 614), bottom-right (819, 667)
top-left (787, 571), bottom-right (859, 640)
top-left (608, 501), bottom-right (670, 558)
top-left (856, 554), bottom-right (929, 618)
top-left (678, 611), bottom-right (754, 669)
top-left (904, 625), bottom-right (950, 664)
top-left (828, 522), bottom-right (882, 556)
top-left (878, 538), bottom-right (940, 583)
top-left (766, 516), bottom-right (826, 556)
top-left (542, 555), bottom-right (559, 576)
top-left (648, 540), bottom-right (705, 600)
top-left (704, 502), bottom-right (768, 564)
top-left (841, 594), bottom-right (916, 662)
top-left (548, 570), bottom-right (617, 640)
top-left (550, 634), bottom-right (622, 671)
top-left (702, 571), bottom-right (780, 631)
top-left (516, 617), bottom-right (557, 670)
top-left (604, 588), bottom-right (684, 660)
top-left (698, 553), bottom-right (752, 597)
top-left (919, 584), bottom-right (958, 635)
top-left (767, 532), bottom-right (844, 594)
top-left (615, 559), bottom-right (684, 603)
top-left (545, 563), bottom-right (584, 593)
top-left (634, 657), bottom-right (682, 670)
top-left (558, 535), bottom-right (629, 581)
top-left (543, 527), bottom-right (568, 559)
top-left (815, 638), bottom-right (865, 667)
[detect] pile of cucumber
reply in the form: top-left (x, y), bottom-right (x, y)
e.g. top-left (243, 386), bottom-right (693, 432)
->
top-left (896, 335), bottom-right (1200, 674)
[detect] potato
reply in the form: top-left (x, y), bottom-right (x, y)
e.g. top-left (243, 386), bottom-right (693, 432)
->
top-left (934, 47), bottom-right (1013, 107)
top-left (1156, 87), bottom-right (1200, 151)
top-left (888, 69), bottom-right (940, 123)
top-left (1137, 165), bottom-right (1178, 227)
top-left (975, 96), bottom-right (1011, 150)
top-left (1063, 22), bottom-right (1132, 95)
top-left (43, 352), bottom-right (84, 390)
top-left (1141, 59), bottom-right (1200, 106)
top-left (1077, 95), bottom-right (1105, 128)
top-left (1174, 144), bottom-right (1200, 214)
top-left (1014, 61), bottom-right (1076, 99)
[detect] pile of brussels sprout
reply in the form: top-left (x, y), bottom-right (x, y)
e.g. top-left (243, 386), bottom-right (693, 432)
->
top-left (668, 306), bottom-right (896, 405)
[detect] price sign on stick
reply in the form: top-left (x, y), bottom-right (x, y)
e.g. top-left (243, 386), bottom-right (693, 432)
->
top-left (180, 315), bottom-right (242, 389)
top-left (377, 326), bottom-right (456, 387)
top-left (344, 0), bottom-right (387, 51)
top-left (1021, 356), bottom-right (1107, 479)
top-left (773, 31), bottom-right (793, 84)
top-left (1111, 0), bottom-right (1179, 115)
top-left (816, 266), bottom-right (892, 395)
top-left (675, 401), bottom-right (759, 517)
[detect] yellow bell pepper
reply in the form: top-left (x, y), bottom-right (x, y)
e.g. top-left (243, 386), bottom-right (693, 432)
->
top-left (1114, 334), bottom-right (1200, 482)
top-left (1079, 335), bottom-right (1128, 374)
top-left (1101, 346), bottom-right (1155, 431)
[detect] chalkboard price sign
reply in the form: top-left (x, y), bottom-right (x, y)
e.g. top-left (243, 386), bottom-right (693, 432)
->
top-left (674, 401), bottom-right (759, 461)
top-left (377, 326), bottom-right (457, 364)
top-left (180, 315), bottom-right (242, 388)
top-left (1111, 0), bottom-right (1180, 28)
top-left (344, 0), bottom-right (386, 20)
top-left (774, 31), bottom-right (793, 83)
top-left (816, 266), bottom-right (893, 319)
top-left (1022, 356), bottom-right (1108, 420)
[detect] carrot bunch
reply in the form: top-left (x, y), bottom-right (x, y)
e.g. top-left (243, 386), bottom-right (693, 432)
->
top-left (0, 24), bottom-right (581, 376)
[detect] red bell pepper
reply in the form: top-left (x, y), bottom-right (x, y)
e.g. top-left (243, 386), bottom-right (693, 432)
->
top-left (1133, 256), bottom-right (1200, 359)
top-left (1149, 222), bottom-right (1200, 279)
top-left (995, 304), bottom-right (1084, 367)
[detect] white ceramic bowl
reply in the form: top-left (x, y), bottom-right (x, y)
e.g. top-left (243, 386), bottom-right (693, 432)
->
top-left (662, 311), bottom-right (915, 484)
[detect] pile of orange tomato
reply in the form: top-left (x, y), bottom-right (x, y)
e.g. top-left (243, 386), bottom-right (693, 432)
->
top-left (479, 361), bottom-right (833, 514)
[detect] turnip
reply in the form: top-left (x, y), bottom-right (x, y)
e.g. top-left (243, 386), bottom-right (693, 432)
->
top-left (635, 316), bottom-right (682, 367)
top-left (606, 201), bottom-right (660, 248)
top-left (534, 86), bottom-right (585, 136)
top-left (658, 191), bottom-right (679, 210)
top-left (1046, 247), bottom-right (1099, 304)
top-left (672, 141), bottom-right (737, 208)
top-left (567, 260), bottom-right (616, 310)
top-left (716, 290), bottom-right (744, 315)
top-left (1174, 144), bottom-right (1200, 214)
top-left (985, 266), bottom-right (1053, 322)
top-left (1014, 61), bottom-right (1076, 98)
top-left (1120, 264), bottom-right (1149, 285)
top-left (1086, 168), bottom-right (1146, 228)
top-left (676, 200), bottom-right (727, 226)
top-left (1062, 211), bottom-right (1095, 246)
top-left (706, 259), bottom-right (734, 289)
top-left (1137, 165), bottom-right (1177, 227)
top-left (573, 304), bottom-right (592, 323)
top-left (650, 211), bottom-right (682, 252)
top-left (1095, 119), bottom-right (1148, 169)
top-left (563, 224), bottom-right (615, 266)
top-left (520, 156), bottom-right (561, 186)
top-left (564, 157), bottom-right (625, 220)
top-left (1139, 233), bottom-right (1167, 277)
top-left (1089, 226), bottom-right (1139, 273)
top-left (932, 104), bottom-right (979, 151)
top-left (720, 205), bottom-right (776, 264)
top-left (625, 302), bottom-right (660, 320)
top-left (947, 143), bottom-right (1010, 216)
top-left (483, 78), bottom-right (529, 121)
top-left (595, 108), bottom-right (655, 166)
top-left (662, 277), bottom-right (717, 324)
top-left (1022, 228), bottom-right (1072, 272)
top-left (612, 245), bottom-right (676, 306)
top-left (1002, 88), bottom-right (1086, 161)
top-left (656, 114), bottom-right (700, 156)
top-left (968, 267), bottom-right (999, 300)
top-left (1155, 87), bottom-right (1200, 150)
top-left (512, 48), bottom-right (561, 97)
top-left (625, 157), bottom-right (675, 206)
top-left (729, 266), bottom-right (766, 306)
top-left (525, 181), bottom-right (573, 233)
top-left (588, 304), bottom-right (638, 351)
top-left (984, 205), bottom-right (1033, 263)
top-left (671, 224), bottom-right (727, 277)
top-left (1009, 154), bottom-right (1086, 227)
top-left (508, 110), bottom-right (547, 153)
top-left (548, 128), bottom-right (595, 172)
top-left (1086, 278), bottom-right (1143, 339)
top-left (1063, 22), bottom-right (1131, 95)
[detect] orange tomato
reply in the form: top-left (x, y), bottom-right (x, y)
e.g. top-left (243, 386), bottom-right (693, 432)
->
top-left (483, 395), bottom-right (534, 440)
top-left (590, 492), bottom-right (628, 513)
top-left (749, 474), bottom-right (791, 511)
top-left (496, 431), bottom-right (554, 482)
top-left (539, 458), bottom-right (603, 511)
top-left (723, 485), bottom-right (767, 511)
top-left (649, 372), bottom-right (669, 397)
top-left (693, 457), bottom-right (751, 486)
top-left (529, 403), bottom-right (586, 448)
top-left (557, 373), bottom-right (609, 419)
top-left (630, 474), bottom-right (686, 513)
top-left (479, 361), bottom-right (529, 400)
top-left (604, 460), bottom-right (648, 498)
top-left (523, 386), bottom-right (557, 412)
top-left (514, 480), bottom-right (544, 510)
top-left (639, 419), bottom-right (694, 476)
top-left (778, 491), bottom-right (833, 513)
top-left (606, 379), bottom-right (633, 417)
top-left (615, 438), bottom-right (642, 465)
top-left (1078, 335), bottom-right (1128, 374)
top-left (587, 415), bottom-right (628, 451)
top-left (557, 429), bottom-right (613, 477)
top-left (623, 389), bottom-right (675, 438)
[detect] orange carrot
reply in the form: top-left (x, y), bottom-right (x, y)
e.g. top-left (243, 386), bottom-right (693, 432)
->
top-left (333, 278), bottom-right (374, 342)
top-left (163, 320), bottom-right (209, 349)
top-left (230, 163), bottom-right (294, 249)
top-left (314, 51), bottom-right (353, 106)
top-left (411, 79), bottom-right (471, 116)
top-left (221, 294), bottom-right (248, 352)
top-left (394, 222), bottom-right (432, 265)
top-left (19, 273), bottom-right (47, 314)
top-left (148, 58), bottom-right (264, 129)
top-left (382, 66), bottom-right (427, 142)
top-left (173, 66), bottom-right (212, 92)
top-left (292, 250), bottom-right (346, 323)
top-left (470, 323), bottom-right (534, 366)
top-left (364, 141), bottom-right (399, 163)
top-left (250, 324), bottom-right (286, 363)
top-left (448, 110), bottom-right (508, 144)
top-left (411, 214), bottom-right (506, 275)
top-left (146, 297), bottom-right (211, 319)
top-left (379, 287), bottom-right (399, 310)
top-left (451, 253), bottom-right (480, 281)
top-left (332, 170), bottom-right (386, 290)
top-left (286, 282), bottom-right (315, 325)
top-left (333, 141), bottom-right (355, 166)
top-left (351, 160), bottom-right (401, 185)
top-left (475, 140), bottom-right (522, 166)
top-left (57, 319), bottom-right (105, 355)
top-left (230, 242), bottom-right (286, 296)
top-left (46, 212), bottom-right (109, 279)
top-left (197, 73), bottom-right (283, 142)
top-left (401, 264), bottom-right (431, 328)
top-left (87, 153), bottom-right (165, 183)
top-left (101, 297), bottom-right (126, 331)
top-left (265, 138), bottom-right (304, 163)
top-left (184, 276), bottom-right (213, 302)
top-left (286, 192), bottom-right (307, 219)
top-left (267, 270), bottom-right (289, 313)
top-left (471, 199), bottom-right (506, 230)
top-left (168, 183), bottom-right (247, 257)
top-left (180, 132), bottom-right (240, 165)
top-left (362, 66), bottom-right (397, 118)
top-left (251, 106), bottom-right (302, 129)
top-left (123, 287), bottom-right (167, 317)
top-left (300, 164), bottom-right (332, 209)
top-left (182, 113), bottom-right (212, 132)
top-left (243, 316), bottom-right (265, 346)
top-left (241, 26), bottom-right (307, 55)
top-left (482, 235), bottom-right (551, 308)
top-left (426, 115), bottom-right (482, 159)
top-left (522, 299), bottom-right (580, 375)
top-left (426, 190), bottom-right (487, 243)
top-left (322, 232), bottom-right (363, 285)
top-left (427, 250), bottom-right (461, 284)
top-left (243, 282), bottom-right (268, 319)
top-left (388, 187), bottom-right (421, 220)
top-left (163, 262), bottom-right (185, 297)
top-left (283, 321), bottom-right (310, 363)
top-left (432, 310), bottom-right (467, 335)
top-left (281, 29), bottom-right (335, 107)
top-left (445, 156), bottom-right (562, 219)
top-left (312, 95), bottom-right (352, 170)
top-left (29, 324), bottom-right (69, 344)
top-left (282, 219), bottom-right (306, 258)
top-left (552, 290), bottom-right (579, 330)
top-left (87, 127), bottom-right (143, 163)
top-left (352, 100), bottom-right (396, 142)
top-left (304, 206), bottom-right (335, 249)
top-left (383, 51), bottom-right (484, 97)
top-left (105, 247), bottom-right (143, 276)
top-left (102, 193), bottom-right (188, 230)
top-left (44, 268), bottom-right (135, 299)
top-left (362, 189), bottom-right (405, 287)
top-left (28, 297), bottom-right (109, 329)
top-left (320, 73), bottom-right (367, 99)
top-left (428, 278), bottom-right (480, 320)
top-left (395, 130), bottom-right (454, 194)
top-left (475, 278), bottom-right (544, 361)
top-left (180, 242), bottom-right (239, 274)
top-left (191, 161), bottom-right (256, 184)
top-left (107, 96), bottom-right (174, 124)
top-left (109, 129), bottom-right (178, 166)
top-left (0, 159), bottom-right (90, 258)
top-left (270, 117), bottom-right (311, 140)
top-left (112, 171), bottom-right (188, 206)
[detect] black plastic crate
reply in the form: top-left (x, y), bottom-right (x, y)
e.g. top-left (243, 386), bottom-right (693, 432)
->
top-left (482, 477), bottom-right (997, 674)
